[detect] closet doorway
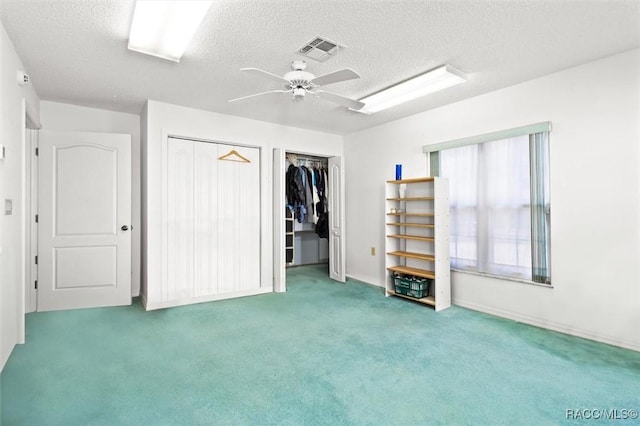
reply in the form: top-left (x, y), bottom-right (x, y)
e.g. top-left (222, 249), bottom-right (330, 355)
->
top-left (273, 149), bottom-right (345, 292)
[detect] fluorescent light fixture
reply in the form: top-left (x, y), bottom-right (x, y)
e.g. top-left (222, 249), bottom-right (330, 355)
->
top-left (353, 64), bottom-right (466, 114)
top-left (128, 0), bottom-right (213, 62)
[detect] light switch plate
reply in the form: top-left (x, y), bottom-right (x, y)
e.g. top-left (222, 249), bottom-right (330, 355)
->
top-left (0, 144), bottom-right (5, 160)
top-left (5, 199), bottom-right (13, 215)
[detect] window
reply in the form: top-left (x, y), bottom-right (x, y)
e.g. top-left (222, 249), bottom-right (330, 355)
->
top-left (424, 123), bottom-right (551, 284)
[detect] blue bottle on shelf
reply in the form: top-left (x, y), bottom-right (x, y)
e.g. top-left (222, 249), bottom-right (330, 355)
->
top-left (395, 164), bottom-right (402, 180)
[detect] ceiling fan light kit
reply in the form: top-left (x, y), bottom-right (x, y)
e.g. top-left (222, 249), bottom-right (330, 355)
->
top-left (128, 0), bottom-right (213, 62)
top-left (293, 87), bottom-right (306, 100)
top-left (229, 60), bottom-right (365, 110)
top-left (353, 64), bottom-right (467, 114)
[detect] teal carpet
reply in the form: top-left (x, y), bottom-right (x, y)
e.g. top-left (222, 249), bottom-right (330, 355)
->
top-left (2, 264), bottom-right (639, 425)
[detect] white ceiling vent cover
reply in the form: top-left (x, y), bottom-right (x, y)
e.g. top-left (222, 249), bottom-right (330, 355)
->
top-left (296, 36), bottom-right (346, 62)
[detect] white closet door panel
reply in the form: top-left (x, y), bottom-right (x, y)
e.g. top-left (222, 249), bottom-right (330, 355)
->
top-left (216, 144), bottom-right (237, 294)
top-left (166, 138), bottom-right (194, 301)
top-left (235, 145), bottom-right (261, 291)
top-left (216, 144), bottom-right (261, 293)
top-left (194, 142), bottom-right (219, 297)
top-left (328, 156), bottom-right (346, 282)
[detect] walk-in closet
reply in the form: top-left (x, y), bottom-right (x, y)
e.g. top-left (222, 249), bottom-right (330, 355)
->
top-left (285, 152), bottom-right (330, 268)
top-left (273, 148), bottom-right (345, 292)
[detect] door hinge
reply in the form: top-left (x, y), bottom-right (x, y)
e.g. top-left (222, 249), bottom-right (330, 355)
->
top-left (34, 280), bottom-right (38, 290)
top-left (35, 147), bottom-right (39, 156)
top-left (35, 255), bottom-right (38, 265)
top-left (35, 214), bottom-right (38, 223)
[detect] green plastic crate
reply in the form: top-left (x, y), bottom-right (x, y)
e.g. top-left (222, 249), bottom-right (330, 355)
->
top-left (393, 273), bottom-right (432, 299)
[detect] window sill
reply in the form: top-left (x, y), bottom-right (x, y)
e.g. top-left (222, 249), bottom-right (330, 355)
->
top-left (451, 268), bottom-right (553, 289)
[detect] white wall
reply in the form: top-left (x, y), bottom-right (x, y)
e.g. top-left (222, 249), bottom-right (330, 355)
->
top-left (344, 49), bottom-right (640, 351)
top-left (39, 101), bottom-right (141, 297)
top-left (141, 100), bottom-right (342, 307)
top-left (0, 21), bottom-right (40, 371)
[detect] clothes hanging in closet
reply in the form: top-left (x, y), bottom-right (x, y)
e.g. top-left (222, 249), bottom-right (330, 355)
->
top-left (285, 159), bottom-right (328, 228)
top-left (286, 164), bottom-right (307, 222)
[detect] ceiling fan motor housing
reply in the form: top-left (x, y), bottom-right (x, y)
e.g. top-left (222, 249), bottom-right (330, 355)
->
top-left (284, 70), bottom-right (315, 90)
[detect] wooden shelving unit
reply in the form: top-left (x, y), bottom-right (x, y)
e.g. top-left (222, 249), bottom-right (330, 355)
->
top-left (385, 177), bottom-right (450, 311)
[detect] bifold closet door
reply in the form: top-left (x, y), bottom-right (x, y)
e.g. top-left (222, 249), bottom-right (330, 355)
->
top-left (192, 142), bottom-right (261, 295)
top-left (193, 142), bottom-right (219, 297)
top-left (166, 138), bottom-right (195, 301)
top-left (165, 138), bottom-right (261, 303)
top-left (215, 144), bottom-right (260, 293)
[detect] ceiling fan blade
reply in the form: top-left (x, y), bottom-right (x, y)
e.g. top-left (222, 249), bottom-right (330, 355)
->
top-left (229, 89), bottom-right (291, 103)
top-left (314, 90), bottom-right (365, 110)
top-left (240, 68), bottom-right (290, 84)
top-left (310, 68), bottom-right (360, 87)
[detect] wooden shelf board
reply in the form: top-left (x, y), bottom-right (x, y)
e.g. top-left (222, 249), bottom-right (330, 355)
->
top-left (387, 251), bottom-right (435, 261)
top-left (386, 197), bottom-right (435, 201)
top-left (387, 177), bottom-right (435, 184)
top-left (386, 222), bottom-right (434, 228)
top-left (387, 290), bottom-right (436, 306)
top-left (386, 213), bottom-right (434, 217)
top-left (387, 265), bottom-right (435, 279)
top-left (387, 234), bottom-right (435, 242)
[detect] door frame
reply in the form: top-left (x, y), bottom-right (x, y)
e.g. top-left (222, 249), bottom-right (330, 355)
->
top-left (25, 126), bottom-right (38, 314)
top-left (22, 100), bottom-right (41, 342)
top-left (272, 149), bottom-right (345, 292)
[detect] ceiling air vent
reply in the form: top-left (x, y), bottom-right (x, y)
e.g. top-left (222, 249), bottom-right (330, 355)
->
top-left (296, 36), bottom-right (346, 62)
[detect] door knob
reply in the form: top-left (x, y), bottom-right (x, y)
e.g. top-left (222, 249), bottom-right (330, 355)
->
top-left (121, 225), bottom-right (129, 231)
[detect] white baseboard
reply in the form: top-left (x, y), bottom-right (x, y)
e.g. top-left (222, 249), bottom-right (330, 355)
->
top-left (453, 298), bottom-right (640, 353)
top-left (346, 273), bottom-right (383, 288)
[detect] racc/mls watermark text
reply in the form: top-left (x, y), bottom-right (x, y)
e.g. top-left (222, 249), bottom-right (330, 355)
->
top-left (566, 409), bottom-right (638, 420)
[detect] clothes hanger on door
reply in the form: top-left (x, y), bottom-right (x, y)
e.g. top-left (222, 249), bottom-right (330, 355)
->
top-left (218, 149), bottom-right (251, 163)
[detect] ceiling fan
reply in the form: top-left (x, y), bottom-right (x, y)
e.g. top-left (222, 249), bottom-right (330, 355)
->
top-left (229, 60), bottom-right (365, 110)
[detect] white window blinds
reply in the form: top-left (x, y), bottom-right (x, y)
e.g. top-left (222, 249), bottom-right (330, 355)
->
top-left (424, 123), bottom-right (551, 283)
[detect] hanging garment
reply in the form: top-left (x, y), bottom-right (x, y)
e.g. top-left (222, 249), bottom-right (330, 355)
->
top-left (323, 168), bottom-right (329, 212)
top-left (311, 168), bottom-right (320, 223)
top-left (314, 168), bottom-right (325, 217)
top-left (286, 164), bottom-right (306, 206)
top-left (302, 166), bottom-right (314, 223)
top-left (315, 212), bottom-right (329, 239)
top-left (298, 167), bottom-right (308, 223)
top-left (286, 164), bottom-right (307, 223)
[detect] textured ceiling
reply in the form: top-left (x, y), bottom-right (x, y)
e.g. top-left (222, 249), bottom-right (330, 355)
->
top-left (1, 0), bottom-right (639, 135)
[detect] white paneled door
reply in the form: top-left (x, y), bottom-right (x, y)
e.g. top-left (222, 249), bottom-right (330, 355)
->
top-left (38, 131), bottom-right (131, 311)
top-left (328, 156), bottom-right (345, 282)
